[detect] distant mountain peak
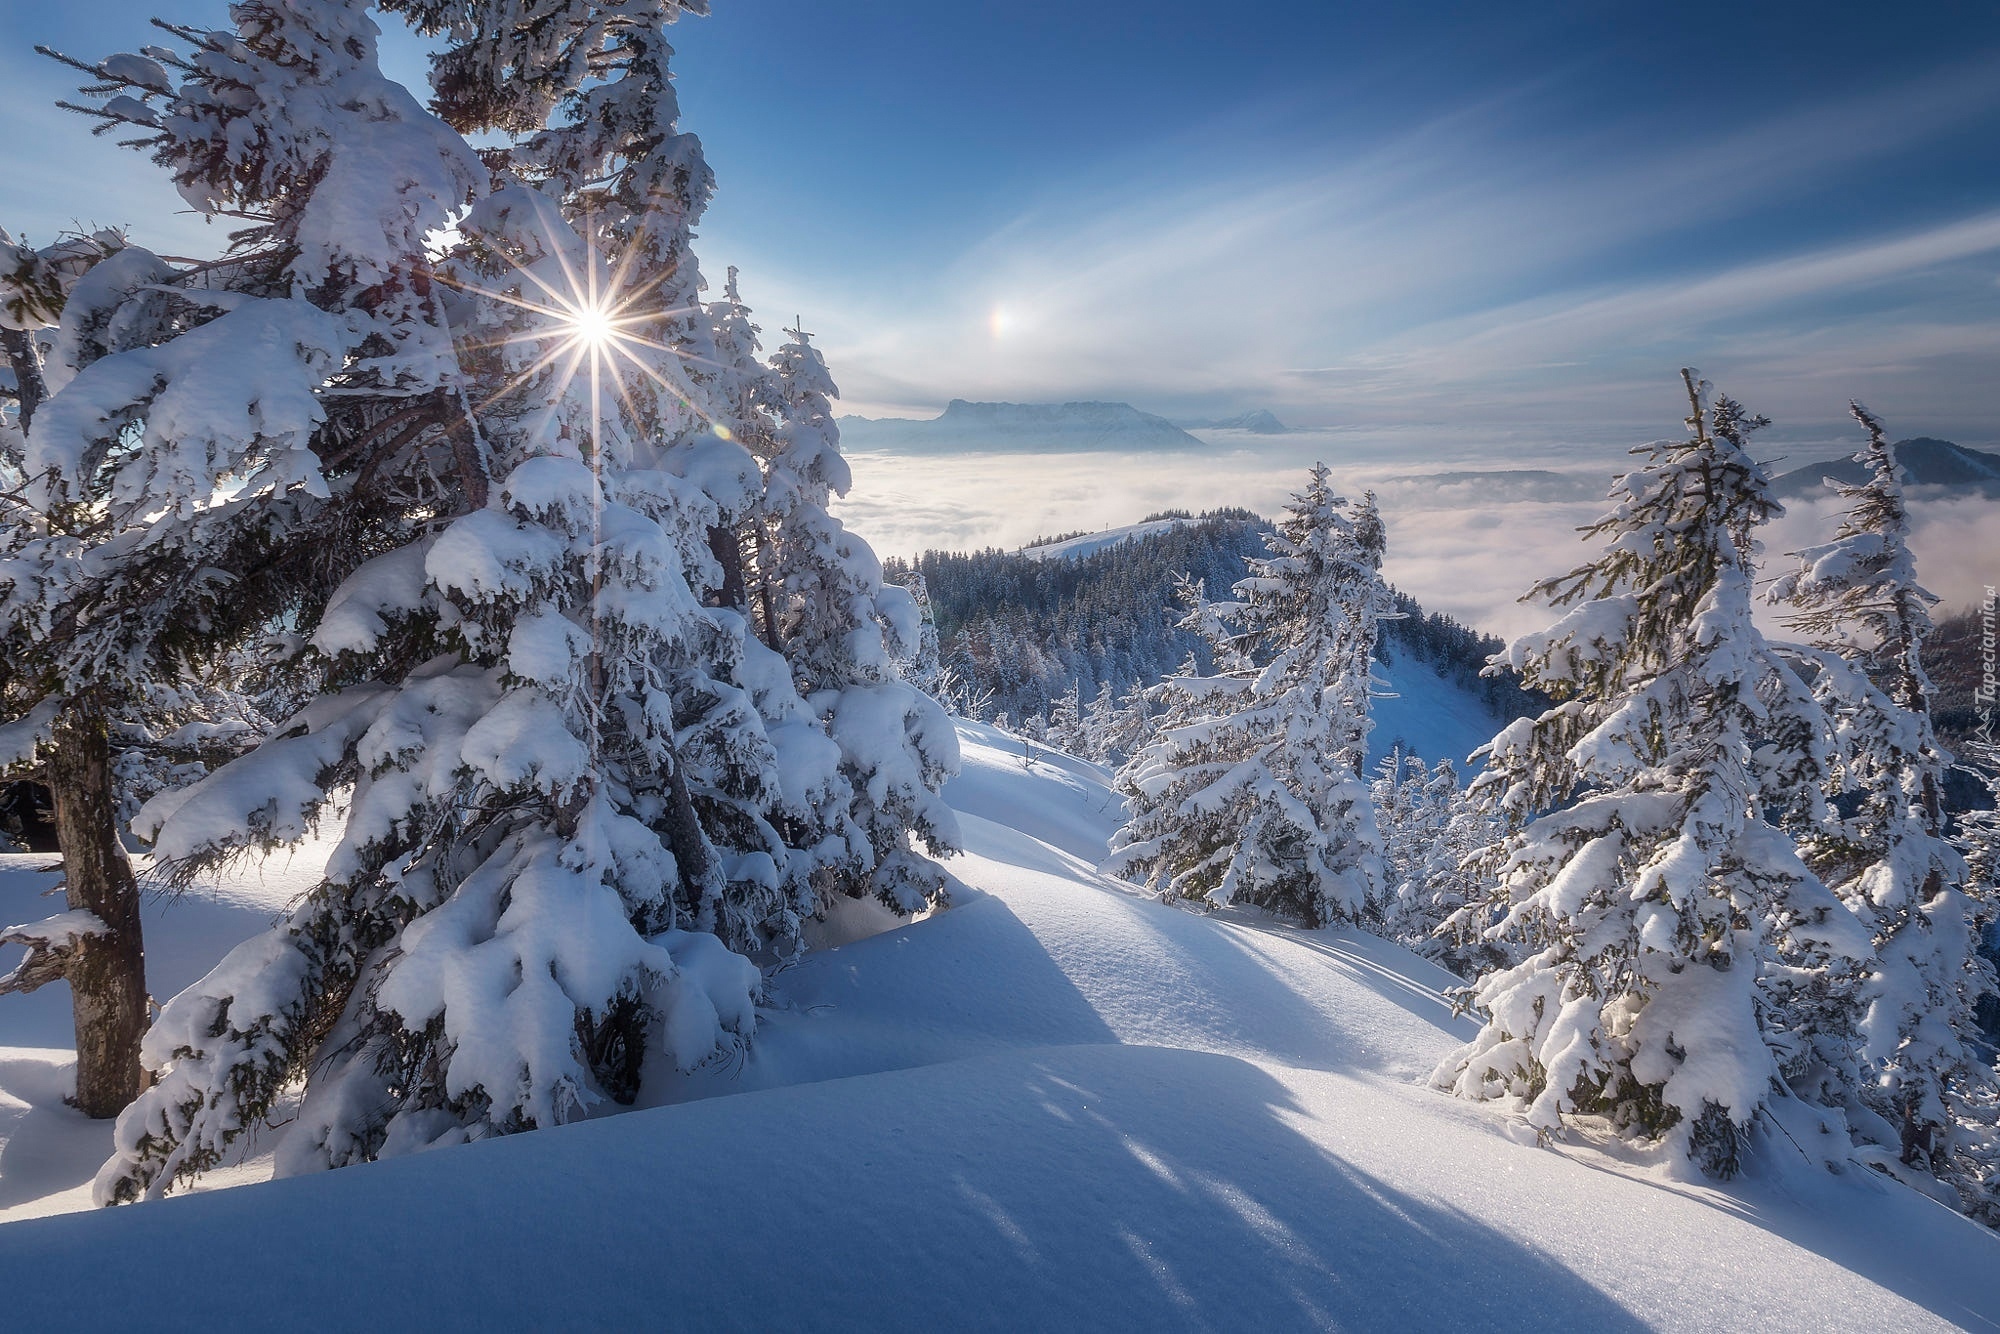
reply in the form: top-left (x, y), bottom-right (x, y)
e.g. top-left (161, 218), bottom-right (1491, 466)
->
top-left (1174, 409), bottom-right (1289, 434)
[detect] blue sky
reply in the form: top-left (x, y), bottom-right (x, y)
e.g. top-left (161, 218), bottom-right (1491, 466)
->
top-left (5, 1), bottom-right (1999, 442)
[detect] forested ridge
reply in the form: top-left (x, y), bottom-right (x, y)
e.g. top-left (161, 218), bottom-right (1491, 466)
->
top-left (886, 508), bottom-right (1540, 727)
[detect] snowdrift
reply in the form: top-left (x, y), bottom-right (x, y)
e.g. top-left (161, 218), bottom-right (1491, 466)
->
top-left (2, 722), bottom-right (1997, 1330)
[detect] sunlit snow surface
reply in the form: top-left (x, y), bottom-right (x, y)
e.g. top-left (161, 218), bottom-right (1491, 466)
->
top-left (1017, 516), bottom-right (1192, 562)
top-left (2, 723), bottom-right (1997, 1330)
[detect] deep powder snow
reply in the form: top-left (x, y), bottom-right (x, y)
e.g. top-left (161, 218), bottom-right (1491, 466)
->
top-left (0, 722), bottom-right (1996, 1330)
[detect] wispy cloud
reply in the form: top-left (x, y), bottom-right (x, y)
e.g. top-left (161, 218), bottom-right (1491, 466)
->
top-left (712, 53), bottom-right (2000, 434)
top-left (1320, 211), bottom-right (2000, 414)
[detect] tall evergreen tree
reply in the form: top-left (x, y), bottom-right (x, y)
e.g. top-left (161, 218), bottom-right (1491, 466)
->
top-left (1045, 680), bottom-right (1084, 755)
top-left (1376, 751), bottom-right (1505, 969)
top-left (1771, 401), bottom-right (1994, 1185)
top-left (0, 227), bottom-right (147, 1112)
top-left (702, 266), bottom-right (784, 639)
top-left (1434, 372), bottom-right (1870, 1178)
top-left (1108, 465), bottom-right (1390, 927)
top-left (892, 568), bottom-right (946, 698)
top-left (1413, 762), bottom-right (1514, 978)
top-left (2, 0), bottom-right (483, 1118)
top-left (86, 0), bottom-right (959, 1200)
top-left (1080, 685), bottom-right (1121, 765)
top-left (1371, 746), bottom-right (1425, 907)
top-left (762, 325), bottom-right (961, 913)
top-left (88, 0), bottom-right (767, 1200)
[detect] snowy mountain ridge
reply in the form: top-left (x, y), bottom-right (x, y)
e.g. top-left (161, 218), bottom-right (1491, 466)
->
top-left (2, 721), bottom-right (1995, 1329)
top-left (1174, 408), bottom-right (1289, 433)
top-left (1168, 408), bottom-right (1296, 434)
top-left (840, 399), bottom-right (1205, 452)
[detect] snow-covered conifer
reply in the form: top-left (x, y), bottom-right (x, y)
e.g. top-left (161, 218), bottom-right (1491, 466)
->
top-left (1958, 743), bottom-right (2000, 901)
top-left (1046, 680), bottom-right (1085, 755)
top-left (0, 224), bottom-right (156, 1114)
top-left (88, 1), bottom-right (776, 1199)
top-left (1398, 762), bottom-right (1511, 978)
top-left (1081, 686), bottom-right (1120, 765)
top-left (1108, 465), bottom-right (1390, 927)
top-left (760, 324), bottom-right (961, 913)
top-left (1434, 373), bottom-right (1869, 1178)
top-left (892, 569), bottom-right (946, 697)
top-left (2, 0), bottom-right (483, 1121)
top-left (1770, 401), bottom-right (1994, 1186)
top-left (698, 265), bottom-right (782, 627)
top-left (1371, 747), bottom-right (1425, 911)
top-left (1101, 685), bottom-right (1158, 768)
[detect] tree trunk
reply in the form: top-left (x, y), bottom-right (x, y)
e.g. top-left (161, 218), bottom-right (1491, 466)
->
top-left (751, 528), bottom-right (784, 653)
top-left (706, 523), bottom-right (748, 612)
top-left (48, 701), bottom-right (147, 1117)
top-left (2, 325), bottom-right (49, 430)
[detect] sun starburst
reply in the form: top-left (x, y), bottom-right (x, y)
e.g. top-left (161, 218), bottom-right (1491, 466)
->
top-left (441, 220), bottom-right (728, 458)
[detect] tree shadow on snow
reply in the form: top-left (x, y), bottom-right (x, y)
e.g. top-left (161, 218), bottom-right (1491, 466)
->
top-left (826, 1044), bottom-right (1647, 1331)
top-left (0, 1044), bottom-right (1649, 1331)
top-left (0, 1054), bottom-right (98, 1212)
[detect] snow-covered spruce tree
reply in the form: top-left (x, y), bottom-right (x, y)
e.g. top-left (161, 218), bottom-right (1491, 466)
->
top-left (1959, 742), bottom-right (2000, 903)
top-left (1099, 684), bottom-right (1159, 769)
top-left (1108, 465), bottom-right (1390, 927)
top-left (1770, 401), bottom-right (1994, 1186)
top-left (87, 2), bottom-right (779, 1200)
top-left (893, 568), bottom-right (946, 699)
top-left (1045, 680), bottom-right (1085, 756)
top-left (700, 266), bottom-right (785, 638)
top-left (95, 0), bottom-right (951, 1199)
top-left (1371, 746), bottom-right (1426, 901)
top-left (481, 7), bottom-right (863, 953)
top-left (0, 224), bottom-right (155, 1115)
top-left (1397, 761), bottom-right (1512, 978)
top-left (3, 227), bottom-right (287, 828)
top-left (1947, 741), bottom-right (2000, 1223)
top-left (690, 264), bottom-right (957, 920)
top-left (760, 324), bottom-right (961, 912)
top-left (1375, 750), bottom-right (1480, 956)
top-left (1081, 686), bottom-right (1120, 765)
top-left (4, 0), bottom-right (483, 1119)
top-left (1434, 373), bottom-right (1870, 1178)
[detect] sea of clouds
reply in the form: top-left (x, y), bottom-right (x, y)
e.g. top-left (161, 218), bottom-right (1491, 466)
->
top-left (832, 428), bottom-right (1999, 641)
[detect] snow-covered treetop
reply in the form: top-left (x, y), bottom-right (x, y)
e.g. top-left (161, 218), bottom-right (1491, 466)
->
top-left (766, 325), bottom-right (852, 510)
top-left (66, 2), bottom-right (480, 330)
top-left (1481, 370), bottom-right (1792, 813)
top-left (1770, 400), bottom-right (1936, 663)
top-left (1111, 462), bottom-right (1391, 926)
top-left (385, 1), bottom-right (710, 140)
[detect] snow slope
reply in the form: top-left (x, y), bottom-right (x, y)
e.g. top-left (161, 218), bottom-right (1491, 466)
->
top-left (1369, 650), bottom-right (1511, 769)
top-left (1018, 516), bottom-right (1190, 562)
top-left (2, 724), bottom-right (1997, 1329)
